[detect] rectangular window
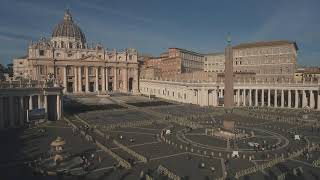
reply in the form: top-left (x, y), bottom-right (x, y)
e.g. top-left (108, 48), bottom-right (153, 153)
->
top-left (39, 50), bottom-right (45, 56)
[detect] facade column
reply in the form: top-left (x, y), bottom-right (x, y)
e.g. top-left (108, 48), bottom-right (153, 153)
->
top-left (20, 96), bottom-right (24, 126)
top-left (281, 89), bottom-right (284, 108)
top-left (255, 89), bottom-right (258, 106)
top-left (249, 89), bottom-right (252, 106)
top-left (63, 66), bottom-right (67, 93)
top-left (268, 89), bottom-right (271, 107)
top-left (78, 67), bottom-right (82, 92)
top-left (261, 89), bottom-right (264, 107)
top-left (102, 67), bottom-right (106, 92)
top-left (243, 89), bottom-right (246, 106)
top-left (274, 89), bottom-right (277, 107)
top-left (288, 90), bottom-right (292, 108)
top-left (85, 66), bottom-right (89, 92)
top-left (295, 90), bottom-right (299, 108)
top-left (133, 68), bottom-right (139, 93)
top-left (74, 67), bottom-right (78, 93)
top-left (95, 67), bottom-right (99, 92)
top-left (214, 88), bottom-right (219, 106)
top-left (29, 95), bottom-right (33, 110)
top-left (310, 90), bottom-right (315, 109)
top-left (124, 68), bottom-right (128, 92)
top-left (105, 67), bottom-right (109, 92)
top-left (302, 90), bottom-right (307, 108)
top-left (237, 89), bottom-right (240, 106)
top-left (113, 67), bottom-right (118, 91)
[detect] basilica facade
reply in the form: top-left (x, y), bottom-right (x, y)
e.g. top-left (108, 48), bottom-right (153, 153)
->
top-left (13, 10), bottom-right (139, 94)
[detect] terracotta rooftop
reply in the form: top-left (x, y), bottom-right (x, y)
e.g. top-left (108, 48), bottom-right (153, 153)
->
top-left (232, 40), bottom-right (298, 50)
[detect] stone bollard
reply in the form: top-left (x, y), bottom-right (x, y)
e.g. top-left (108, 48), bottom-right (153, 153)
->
top-left (203, 151), bottom-right (206, 155)
top-left (242, 154), bottom-right (246, 159)
top-left (219, 152), bottom-right (221, 157)
top-left (191, 148), bottom-right (194, 152)
top-left (211, 152), bottom-right (214, 157)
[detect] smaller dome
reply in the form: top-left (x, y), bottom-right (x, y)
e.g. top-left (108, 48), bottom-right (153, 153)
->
top-left (52, 9), bottom-right (86, 43)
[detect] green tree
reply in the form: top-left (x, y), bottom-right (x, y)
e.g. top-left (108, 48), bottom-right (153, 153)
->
top-left (0, 64), bottom-right (5, 81)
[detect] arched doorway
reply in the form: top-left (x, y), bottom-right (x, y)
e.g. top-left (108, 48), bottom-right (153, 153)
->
top-left (67, 82), bottom-right (73, 93)
top-left (128, 78), bottom-right (133, 92)
top-left (89, 82), bottom-right (94, 92)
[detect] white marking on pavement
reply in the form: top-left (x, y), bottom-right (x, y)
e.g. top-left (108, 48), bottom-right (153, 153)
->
top-left (109, 130), bottom-right (156, 135)
top-left (150, 152), bottom-right (187, 161)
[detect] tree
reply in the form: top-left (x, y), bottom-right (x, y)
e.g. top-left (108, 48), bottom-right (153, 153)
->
top-left (6, 63), bottom-right (13, 77)
top-left (0, 64), bottom-right (5, 81)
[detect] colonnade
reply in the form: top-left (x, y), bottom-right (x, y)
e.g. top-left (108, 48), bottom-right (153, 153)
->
top-left (140, 79), bottom-right (320, 111)
top-left (233, 88), bottom-right (319, 109)
top-left (0, 87), bottom-right (63, 129)
top-left (60, 65), bottom-right (139, 94)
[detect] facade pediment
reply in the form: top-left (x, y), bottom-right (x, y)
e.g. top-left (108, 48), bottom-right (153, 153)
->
top-left (79, 54), bottom-right (104, 62)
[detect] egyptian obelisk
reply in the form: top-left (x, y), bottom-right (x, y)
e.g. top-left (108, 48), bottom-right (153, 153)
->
top-left (224, 34), bottom-right (234, 109)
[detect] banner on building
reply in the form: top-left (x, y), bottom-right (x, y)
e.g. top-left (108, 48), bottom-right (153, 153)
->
top-left (28, 108), bottom-right (46, 121)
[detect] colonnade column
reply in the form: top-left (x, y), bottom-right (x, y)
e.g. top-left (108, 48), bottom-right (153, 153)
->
top-left (288, 90), bottom-right (291, 108)
top-left (44, 95), bottom-right (48, 113)
top-left (85, 66), bottom-right (89, 92)
top-left (255, 89), bottom-right (258, 106)
top-left (274, 90), bottom-right (277, 107)
top-left (38, 95), bottom-right (41, 109)
top-left (310, 90), bottom-right (315, 109)
top-left (63, 66), bottom-right (67, 93)
top-left (9, 96), bottom-right (14, 127)
top-left (261, 89), bottom-right (264, 107)
top-left (19, 96), bottom-right (24, 126)
top-left (248, 89), bottom-right (252, 106)
top-left (56, 95), bottom-right (61, 120)
top-left (302, 90), bottom-right (307, 108)
top-left (295, 90), bottom-right (299, 108)
top-left (29, 95), bottom-right (33, 110)
top-left (102, 67), bottom-right (106, 92)
top-left (74, 67), bottom-right (78, 93)
top-left (0, 97), bottom-right (4, 129)
top-left (78, 67), bottom-right (82, 92)
top-left (95, 67), bottom-right (99, 92)
top-left (268, 89), bottom-right (271, 107)
top-left (124, 68), bottom-right (128, 92)
top-left (281, 89), bottom-right (284, 108)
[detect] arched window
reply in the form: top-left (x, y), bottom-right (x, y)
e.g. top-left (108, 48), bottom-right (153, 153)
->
top-left (69, 42), bottom-right (73, 49)
top-left (61, 41), bottom-right (65, 48)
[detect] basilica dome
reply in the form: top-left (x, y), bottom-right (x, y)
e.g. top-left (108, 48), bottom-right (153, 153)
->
top-left (51, 9), bottom-right (86, 43)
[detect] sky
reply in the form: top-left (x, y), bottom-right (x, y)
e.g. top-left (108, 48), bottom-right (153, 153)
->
top-left (0, 0), bottom-right (319, 66)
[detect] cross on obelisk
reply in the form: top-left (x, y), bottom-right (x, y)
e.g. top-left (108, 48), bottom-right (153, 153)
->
top-left (224, 33), bottom-right (234, 109)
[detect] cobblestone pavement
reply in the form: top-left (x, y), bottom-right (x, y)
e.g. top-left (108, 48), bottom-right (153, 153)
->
top-left (2, 94), bottom-right (320, 180)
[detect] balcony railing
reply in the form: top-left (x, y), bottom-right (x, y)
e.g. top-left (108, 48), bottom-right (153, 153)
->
top-left (0, 80), bottom-right (61, 89)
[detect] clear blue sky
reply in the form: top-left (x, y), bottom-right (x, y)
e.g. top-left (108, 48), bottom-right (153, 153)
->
top-left (0, 0), bottom-right (319, 66)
